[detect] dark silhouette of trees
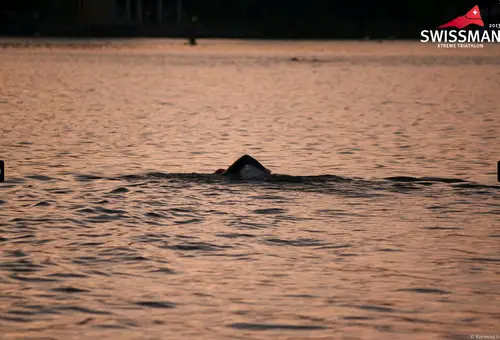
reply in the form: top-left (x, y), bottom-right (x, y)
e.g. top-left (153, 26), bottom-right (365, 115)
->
top-left (0, 0), bottom-right (498, 38)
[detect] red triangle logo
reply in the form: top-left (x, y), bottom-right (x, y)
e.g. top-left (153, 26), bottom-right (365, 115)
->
top-left (438, 5), bottom-right (484, 29)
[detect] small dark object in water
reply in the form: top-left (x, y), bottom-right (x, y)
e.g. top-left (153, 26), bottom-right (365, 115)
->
top-left (187, 16), bottom-right (199, 46)
top-left (215, 154), bottom-right (271, 180)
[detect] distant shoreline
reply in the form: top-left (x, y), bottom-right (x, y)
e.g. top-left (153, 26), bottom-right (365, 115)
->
top-left (0, 37), bottom-right (421, 52)
top-left (0, 23), bottom-right (420, 40)
top-left (0, 38), bottom-right (496, 59)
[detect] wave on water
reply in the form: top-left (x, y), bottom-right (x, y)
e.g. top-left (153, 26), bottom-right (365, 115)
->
top-left (117, 172), bottom-right (350, 183)
top-left (3, 171), bottom-right (497, 192)
top-left (3, 172), bottom-right (498, 198)
top-left (83, 172), bottom-right (500, 197)
top-left (112, 171), bottom-right (498, 186)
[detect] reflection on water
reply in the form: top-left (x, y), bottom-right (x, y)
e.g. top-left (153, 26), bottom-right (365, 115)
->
top-left (0, 39), bottom-right (499, 340)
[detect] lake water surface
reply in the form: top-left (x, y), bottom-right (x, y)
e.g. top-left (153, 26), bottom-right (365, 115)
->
top-left (0, 39), bottom-right (499, 340)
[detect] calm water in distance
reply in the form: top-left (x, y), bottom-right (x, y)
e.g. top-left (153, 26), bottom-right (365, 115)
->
top-left (0, 39), bottom-right (499, 340)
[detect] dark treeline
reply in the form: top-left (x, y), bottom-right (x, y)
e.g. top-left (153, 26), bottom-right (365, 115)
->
top-left (0, 0), bottom-right (499, 39)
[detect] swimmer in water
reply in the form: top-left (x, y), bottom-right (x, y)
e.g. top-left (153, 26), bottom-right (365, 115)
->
top-left (215, 154), bottom-right (271, 180)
